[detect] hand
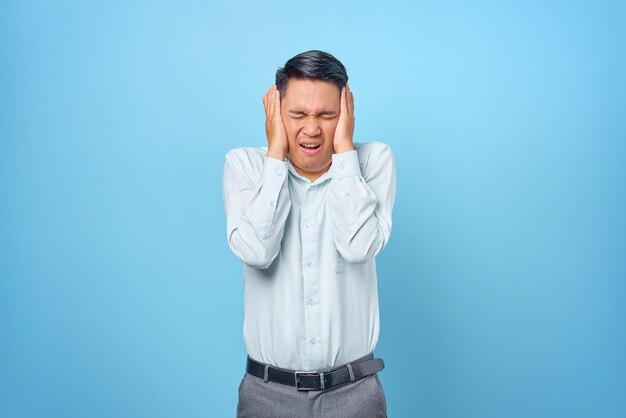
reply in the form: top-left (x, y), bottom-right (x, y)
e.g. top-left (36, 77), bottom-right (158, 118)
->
top-left (333, 83), bottom-right (355, 154)
top-left (262, 85), bottom-right (289, 160)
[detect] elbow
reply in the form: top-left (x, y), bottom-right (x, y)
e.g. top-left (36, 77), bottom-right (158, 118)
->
top-left (229, 236), bottom-right (278, 269)
top-left (242, 252), bottom-right (277, 269)
top-left (337, 242), bottom-right (379, 264)
top-left (336, 226), bottom-right (390, 264)
top-left (339, 251), bottom-right (372, 265)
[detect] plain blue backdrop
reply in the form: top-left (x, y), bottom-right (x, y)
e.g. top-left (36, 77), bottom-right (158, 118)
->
top-left (1, 1), bottom-right (624, 417)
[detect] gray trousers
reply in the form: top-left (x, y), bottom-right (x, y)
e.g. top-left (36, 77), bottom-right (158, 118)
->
top-left (236, 371), bottom-right (387, 417)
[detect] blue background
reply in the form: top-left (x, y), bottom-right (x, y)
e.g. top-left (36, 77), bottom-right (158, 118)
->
top-left (1, 1), bottom-right (624, 417)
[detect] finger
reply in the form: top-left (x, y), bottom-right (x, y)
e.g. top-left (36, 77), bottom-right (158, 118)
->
top-left (345, 83), bottom-right (353, 115)
top-left (268, 85), bottom-right (275, 118)
top-left (263, 93), bottom-right (268, 116)
top-left (340, 85), bottom-right (347, 116)
top-left (348, 92), bottom-right (354, 115)
top-left (273, 87), bottom-right (281, 117)
top-left (266, 85), bottom-right (274, 114)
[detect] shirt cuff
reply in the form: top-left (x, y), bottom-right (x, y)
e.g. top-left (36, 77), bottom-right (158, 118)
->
top-left (262, 156), bottom-right (288, 185)
top-left (331, 150), bottom-right (361, 179)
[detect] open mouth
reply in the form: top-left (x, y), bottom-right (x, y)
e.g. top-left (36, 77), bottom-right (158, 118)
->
top-left (300, 143), bottom-right (322, 155)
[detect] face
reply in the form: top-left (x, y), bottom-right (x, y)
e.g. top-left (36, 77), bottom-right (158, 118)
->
top-left (281, 78), bottom-right (340, 181)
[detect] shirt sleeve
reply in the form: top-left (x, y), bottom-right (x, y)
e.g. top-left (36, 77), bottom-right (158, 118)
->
top-left (222, 150), bottom-right (291, 269)
top-left (326, 143), bottom-right (396, 264)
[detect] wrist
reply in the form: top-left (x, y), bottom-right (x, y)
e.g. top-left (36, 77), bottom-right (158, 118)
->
top-left (267, 145), bottom-right (286, 160)
top-left (334, 141), bottom-right (354, 154)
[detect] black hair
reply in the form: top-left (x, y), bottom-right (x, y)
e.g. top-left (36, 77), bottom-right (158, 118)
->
top-left (275, 50), bottom-right (348, 97)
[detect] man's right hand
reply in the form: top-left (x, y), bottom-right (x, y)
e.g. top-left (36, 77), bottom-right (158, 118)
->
top-left (262, 85), bottom-right (289, 161)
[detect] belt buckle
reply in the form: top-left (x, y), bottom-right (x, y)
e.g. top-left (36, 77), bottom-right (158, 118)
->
top-left (294, 371), bottom-right (320, 391)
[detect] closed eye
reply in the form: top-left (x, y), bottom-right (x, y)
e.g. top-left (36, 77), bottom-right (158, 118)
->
top-left (288, 111), bottom-right (338, 119)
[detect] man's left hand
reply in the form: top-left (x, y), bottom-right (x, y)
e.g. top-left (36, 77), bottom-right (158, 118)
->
top-left (333, 83), bottom-right (355, 154)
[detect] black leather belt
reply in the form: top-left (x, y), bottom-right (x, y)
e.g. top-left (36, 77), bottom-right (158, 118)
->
top-left (246, 353), bottom-right (385, 391)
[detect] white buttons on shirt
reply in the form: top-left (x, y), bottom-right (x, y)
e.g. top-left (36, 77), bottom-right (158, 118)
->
top-left (269, 201), bottom-right (275, 206)
top-left (224, 144), bottom-right (396, 371)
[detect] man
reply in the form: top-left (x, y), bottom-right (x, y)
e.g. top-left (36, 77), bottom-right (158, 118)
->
top-left (223, 50), bottom-right (396, 417)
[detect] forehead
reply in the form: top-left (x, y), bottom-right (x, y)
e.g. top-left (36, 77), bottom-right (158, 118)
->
top-left (282, 79), bottom-right (340, 112)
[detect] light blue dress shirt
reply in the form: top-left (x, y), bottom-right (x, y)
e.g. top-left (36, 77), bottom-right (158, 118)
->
top-left (222, 141), bottom-right (396, 371)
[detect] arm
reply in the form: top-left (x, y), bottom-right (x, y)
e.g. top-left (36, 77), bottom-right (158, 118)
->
top-left (326, 143), bottom-right (396, 263)
top-left (327, 84), bottom-right (396, 263)
top-left (223, 150), bottom-right (291, 269)
top-left (222, 85), bottom-right (292, 269)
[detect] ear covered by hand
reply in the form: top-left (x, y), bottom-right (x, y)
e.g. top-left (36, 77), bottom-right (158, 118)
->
top-left (263, 85), bottom-right (289, 160)
top-left (333, 83), bottom-right (355, 154)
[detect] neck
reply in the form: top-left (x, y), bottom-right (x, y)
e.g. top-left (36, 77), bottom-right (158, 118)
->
top-left (293, 161), bottom-right (332, 182)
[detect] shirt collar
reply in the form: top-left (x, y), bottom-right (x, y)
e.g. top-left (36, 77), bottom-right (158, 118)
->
top-left (285, 158), bottom-right (333, 185)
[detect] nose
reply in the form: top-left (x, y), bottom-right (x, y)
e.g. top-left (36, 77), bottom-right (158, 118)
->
top-left (301, 116), bottom-right (321, 137)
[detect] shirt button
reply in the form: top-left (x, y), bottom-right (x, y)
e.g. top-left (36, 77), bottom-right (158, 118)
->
top-left (310, 337), bottom-right (319, 345)
top-left (305, 223), bottom-right (310, 229)
top-left (345, 191), bottom-right (351, 198)
top-left (269, 201), bottom-right (275, 207)
top-left (305, 261), bottom-right (312, 268)
top-left (307, 298), bottom-right (316, 306)
top-left (264, 233), bottom-right (270, 239)
top-left (338, 163), bottom-right (345, 169)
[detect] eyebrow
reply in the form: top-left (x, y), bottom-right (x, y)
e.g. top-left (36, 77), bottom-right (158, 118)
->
top-left (288, 110), bottom-right (338, 116)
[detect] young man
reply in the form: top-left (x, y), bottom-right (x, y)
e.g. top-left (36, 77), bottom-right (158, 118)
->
top-left (223, 50), bottom-right (396, 417)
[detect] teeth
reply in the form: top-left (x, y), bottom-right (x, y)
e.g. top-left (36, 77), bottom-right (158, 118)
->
top-left (302, 144), bottom-right (320, 148)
